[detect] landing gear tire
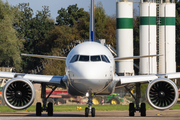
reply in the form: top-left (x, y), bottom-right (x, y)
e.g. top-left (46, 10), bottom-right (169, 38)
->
top-left (36, 102), bottom-right (42, 116)
top-left (85, 107), bottom-right (89, 117)
top-left (129, 103), bottom-right (135, 116)
top-left (140, 103), bottom-right (146, 116)
top-left (91, 108), bottom-right (95, 117)
top-left (47, 102), bottom-right (53, 116)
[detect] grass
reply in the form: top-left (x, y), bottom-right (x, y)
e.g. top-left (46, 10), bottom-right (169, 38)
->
top-left (0, 104), bottom-right (180, 113)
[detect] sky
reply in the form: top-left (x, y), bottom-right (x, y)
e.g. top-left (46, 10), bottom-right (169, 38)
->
top-left (2, 0), bottom-right (139, 21)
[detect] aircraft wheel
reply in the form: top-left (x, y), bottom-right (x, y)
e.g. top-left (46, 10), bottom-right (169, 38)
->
top-left (36, 102), bottom-right (42, 116)
top-left (91, 107), bottom-right (95, 117)
top-left (129, 103), bottom-right (134, 116)
top-left (47, 102), bottom-right (53, 116)
top-left (85, 107), bottom-right (89, 117)
top-left (140, 103), bottom-right (146, 116)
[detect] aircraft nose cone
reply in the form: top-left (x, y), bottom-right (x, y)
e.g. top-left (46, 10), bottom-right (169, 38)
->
top-left (69, 63), bottom-right (112, 93)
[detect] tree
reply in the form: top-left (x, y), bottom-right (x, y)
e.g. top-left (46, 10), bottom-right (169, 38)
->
top-left (15, 3), bottom-right (55, 72)
top-left (42, 25), bottom-right (81, 75)
top-left (102, 15), bottom-right (116, 48)
top-left (176, 1), bottom-right (180, 71)
top-left (0, 0), bottom-right (23, 71)
top-left (56, 4), bottom-right (87, 27)
top-left (75, 12), bottom-right (90, 39)
top-left (94, 2), bottom-right (107, 39)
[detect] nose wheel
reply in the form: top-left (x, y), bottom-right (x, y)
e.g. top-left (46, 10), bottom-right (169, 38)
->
top-left (85, 107), bottom-right (95, 117)
top-left (85, 93), bottom-right (96, 117)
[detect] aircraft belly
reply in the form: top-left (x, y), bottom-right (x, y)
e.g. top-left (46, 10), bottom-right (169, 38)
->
top-left (70, 78), bottom-right (110, 94)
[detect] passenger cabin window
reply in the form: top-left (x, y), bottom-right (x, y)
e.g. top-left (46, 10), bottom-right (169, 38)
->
top-left (79, 55), bottom-right (89, 61)
top-left (91, 56), bottom-right (101, 62)
top-left (101, 55), bottom-right (110, 63)
top-left (70, 55), bottom-right (79, 63)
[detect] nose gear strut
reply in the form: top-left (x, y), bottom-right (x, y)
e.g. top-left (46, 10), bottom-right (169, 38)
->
top-left (85, 93), bottom-right (95, 117)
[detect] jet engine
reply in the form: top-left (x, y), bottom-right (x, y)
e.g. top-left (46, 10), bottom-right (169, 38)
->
top-left (2, 78), bottom-right (36, 110)
top-left (146, 77), bottom-right (179, 110)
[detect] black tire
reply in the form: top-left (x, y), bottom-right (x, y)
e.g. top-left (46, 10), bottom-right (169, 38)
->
top-left (91, 107), bottom-right (95, 117)
top-left (36, 102), bottom-right (42, 116)
top-left (140, 103), bottom-right (146, 116)
top-left (47, 102), bottom-right (53, 116)
top-left (129, 103), bottom-right (135, 116)
top-left (85, 107), bottom-right (89, 117)
top-left (110, 98), bottom-right (120, 105)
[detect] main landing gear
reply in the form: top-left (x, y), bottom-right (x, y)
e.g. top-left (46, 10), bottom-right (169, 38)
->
top-left (126, 83), bottom-right (146, 117)
top-left (85, 93), bottom-right (95, 117)
top-left (36, 83), bottom-right (57, 116)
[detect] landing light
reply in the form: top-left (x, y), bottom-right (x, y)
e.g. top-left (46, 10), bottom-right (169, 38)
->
top-left (86, 92), bottom-right (89, 97)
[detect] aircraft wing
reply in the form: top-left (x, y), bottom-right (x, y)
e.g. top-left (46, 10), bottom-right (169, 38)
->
top-left (114, 54), bottom-right (162, 61)
top-left (114, 74), bottom-right (158, 86)
top-left (0, 72), bottom-right (67, 87)
top-left (21, 53), bottom-right (66, 60)
top-left (165, 72), bottom-right (180, 79)
top-left (114, 72), bottom-right (180, 88)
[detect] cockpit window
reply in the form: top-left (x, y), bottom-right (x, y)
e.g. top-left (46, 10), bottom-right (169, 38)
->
top-left (79, 55), bottom-right (89, 61)
top-left (91, 56), bottom-right (101, 62)
top-left (70, 55), bottom-right (79, 63)
top-left (101, 55), bottom-right (110, 63)
top-left (70, 55), bottom-right (110, 63)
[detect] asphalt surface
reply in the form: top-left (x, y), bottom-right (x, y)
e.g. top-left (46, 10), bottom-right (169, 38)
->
top-left (0, 110), bottom-right (180, 120)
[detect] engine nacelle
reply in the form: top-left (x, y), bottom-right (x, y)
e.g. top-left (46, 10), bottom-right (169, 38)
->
top-left (146, 77), bottom-right (179, 110)
top-left (2, 77), bottom-right (36, 110)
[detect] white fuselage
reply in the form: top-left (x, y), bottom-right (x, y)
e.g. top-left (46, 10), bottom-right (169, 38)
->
top-left (65, 42), bottom-right (115, 94)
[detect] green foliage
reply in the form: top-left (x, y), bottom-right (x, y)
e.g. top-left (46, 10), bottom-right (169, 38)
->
top-left (56, 4), bottom-right (87, 27)
top-left (0, 0), bottom-right (23, 71)
top-left (94, 2), bottom-right (107, 39)
top-left (176, 1), bottom-right (180, 71)
top-left (15, 3), bottom-right (55, 72)
top-left (42, 25), bottom-right (81, 75)
top-left (102, 15), bottom-right (116, 47)
top-left (76, 14), bottom-right (90, 39)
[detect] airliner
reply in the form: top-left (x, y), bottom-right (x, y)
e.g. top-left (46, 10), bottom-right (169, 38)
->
top-left (0, 0), bottom-right (180, 117)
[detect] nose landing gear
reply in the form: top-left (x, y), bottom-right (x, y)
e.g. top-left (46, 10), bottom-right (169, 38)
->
top-left (85, 93), bottom-right (95, 117)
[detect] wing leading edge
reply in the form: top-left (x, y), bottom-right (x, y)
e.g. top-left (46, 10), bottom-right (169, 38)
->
top-left (114, 72), bottom-right (180, 88)
top-left (0, 72), bottom-right (67, 87)
top-left (114, 54), bottom-right (162, 61)
top-left (21, 53), bottom-right (66, 60)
